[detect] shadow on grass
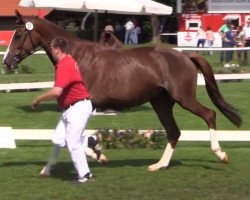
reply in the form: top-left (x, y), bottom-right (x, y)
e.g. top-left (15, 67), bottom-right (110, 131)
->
top-left (16, 104), bottom-right (60, 113)
top-left (16, 103), bottom-right (151, 114)
top-left (119, 105), bottom-right (152, 113)
top-left (0, 157), bottom-right (224, 181)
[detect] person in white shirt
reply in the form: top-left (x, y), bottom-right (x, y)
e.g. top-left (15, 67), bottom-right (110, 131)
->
top-left (196, 26), bottom-right (206, 48)
top-left (124, 18), bottom-right (134, 44)
top-left (243, 20), bottom-right (250, 64)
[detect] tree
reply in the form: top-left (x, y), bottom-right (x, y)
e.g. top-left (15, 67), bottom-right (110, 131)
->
top-left (151, 15), bottom-right (161, 44)
top-left (150, 0), bottom-right (177, 44)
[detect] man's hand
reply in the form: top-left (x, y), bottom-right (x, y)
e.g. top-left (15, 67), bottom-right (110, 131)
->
top-left (31, 98), bottom-right (40, 110)
top-left (30, 87), bottom-right (62, 110)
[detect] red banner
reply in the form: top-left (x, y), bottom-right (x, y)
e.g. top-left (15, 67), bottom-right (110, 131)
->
top-left (0, 31), bottom-right (14, 46)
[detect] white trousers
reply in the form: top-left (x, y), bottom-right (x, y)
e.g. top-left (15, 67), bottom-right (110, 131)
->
top-left (52, 100), bottom-right (92, 178)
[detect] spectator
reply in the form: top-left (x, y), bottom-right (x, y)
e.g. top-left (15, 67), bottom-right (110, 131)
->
top-left (104, 19), bottom-right (114, 33)
top-left (131, 26), bottom-right (141, 44)
top-left (235, 25), bottom-right (245, 65)
top-left (218, 20), bottom-right (231, 65)
top-left (206, 26), bottom-right (214, 55)
top-left (243, 19), bottom-right (250, 64)
top-left (124, 18), bottom-right (134, 44)
top-left (196, 26), bottom-right (206, 48)
top-left (223, 25), bottom-right (237, 67)
top-left (114, 22), bottom-right (123, 42)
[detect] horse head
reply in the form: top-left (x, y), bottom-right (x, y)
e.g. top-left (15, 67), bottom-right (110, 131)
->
top-left (3, 10), bottom-right (46, 70)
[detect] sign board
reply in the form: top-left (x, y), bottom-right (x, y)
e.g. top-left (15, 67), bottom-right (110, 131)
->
top-left (208, 0), bottom-right (250, 13)
top-left (178, 32), bottom-right (222, 47)
top-left (0, 31), bottom-right (14, 46)
top-left (0, 127), bottom-right (16, 149)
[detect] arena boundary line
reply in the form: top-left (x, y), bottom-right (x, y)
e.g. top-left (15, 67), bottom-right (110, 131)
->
top-left (11, 128), bottom-right (250, 141)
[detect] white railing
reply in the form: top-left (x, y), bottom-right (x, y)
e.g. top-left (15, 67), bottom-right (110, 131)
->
top-left (1, 126), bottom-right (249, 149)
top-left (10, 128), bottom-right (250, 141)
top-left (0, 50), bottom-right (45, 55)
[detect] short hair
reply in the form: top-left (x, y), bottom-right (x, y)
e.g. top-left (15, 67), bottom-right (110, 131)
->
top-left (50, 37), bottom-right (69, 54)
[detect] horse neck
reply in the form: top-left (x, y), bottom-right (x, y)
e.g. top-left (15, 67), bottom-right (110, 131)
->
top-left (34, 19), bottom-right (79, 64)
top-left (33, 18), bottom-right (109, 69)
top-left (38, 21), bottom-right (78, 43)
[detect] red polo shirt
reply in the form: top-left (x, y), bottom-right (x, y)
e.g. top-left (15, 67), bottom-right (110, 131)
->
top-left (54, 55), bottom-right (89, 109)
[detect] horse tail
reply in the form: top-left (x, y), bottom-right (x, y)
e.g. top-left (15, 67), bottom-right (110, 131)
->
top-left (187, 53), bottom-right (242, 128)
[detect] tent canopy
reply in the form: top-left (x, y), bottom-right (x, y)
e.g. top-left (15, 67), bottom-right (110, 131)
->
top-left (19, 0), bottom-right (172, 15)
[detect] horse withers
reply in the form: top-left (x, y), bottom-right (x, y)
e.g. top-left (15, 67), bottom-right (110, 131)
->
top-left (3, 11), bottom-right (242, 172)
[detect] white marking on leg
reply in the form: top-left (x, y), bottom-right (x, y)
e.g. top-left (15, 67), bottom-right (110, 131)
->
top-left (148, 142), bottom-right (175, 171)
top-left (209, 128), bottom-right (221, 151)
top-left (209, 128), bottom-right (227, 161)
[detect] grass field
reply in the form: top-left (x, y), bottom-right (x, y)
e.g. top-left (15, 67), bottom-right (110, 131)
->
top-left (0, 141), bottom-right (250, 200)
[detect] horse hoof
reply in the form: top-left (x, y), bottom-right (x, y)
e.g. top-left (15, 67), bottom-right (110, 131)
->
top-left (147, 163), bottom-right (168, 172)
top-left (222, 152), bottom-right (229, 164)
top-left (39, 167), bottom-right (50, 177)
top-left (98, 154), bottom-right (108, 164)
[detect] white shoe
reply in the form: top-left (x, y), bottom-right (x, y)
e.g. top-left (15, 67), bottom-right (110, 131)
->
top-left (77, 172), bottom-right (93, 183)
top-left (39, 166), bottom-right (51, 177)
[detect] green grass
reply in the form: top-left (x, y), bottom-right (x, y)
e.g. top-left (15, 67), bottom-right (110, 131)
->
top-left (0, 82), bottom-right (249, 130)
top-left (0, 141), bottom-right (249, 200)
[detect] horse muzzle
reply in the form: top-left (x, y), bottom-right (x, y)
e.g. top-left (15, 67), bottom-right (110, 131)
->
top-left (3, 55), bottom-right (20, 70)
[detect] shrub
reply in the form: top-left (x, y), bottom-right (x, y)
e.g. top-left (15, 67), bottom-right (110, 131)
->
top-left (99, 129), bottom-right (167, 149)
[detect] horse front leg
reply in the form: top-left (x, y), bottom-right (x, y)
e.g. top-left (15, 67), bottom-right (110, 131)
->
top-left (148, 94), bottom-right (180, 171)
top-left (40, 145), bottom-right (61, 176)
top-left (147, 140), bottom-right (177, 171)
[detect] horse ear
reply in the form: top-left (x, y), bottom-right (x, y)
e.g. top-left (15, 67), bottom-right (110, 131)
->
top-left (15, 10), bottom-right (24, 24)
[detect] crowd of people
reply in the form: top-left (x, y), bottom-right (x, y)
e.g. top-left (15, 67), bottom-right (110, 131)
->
top-left (196, 19), bottom-right (250, 68)
top-left (102, 17), bottom-right (142, 45)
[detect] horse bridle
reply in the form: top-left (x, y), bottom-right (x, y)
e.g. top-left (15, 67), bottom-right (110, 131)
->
top-left (13, 25), bottom-right (45, 64)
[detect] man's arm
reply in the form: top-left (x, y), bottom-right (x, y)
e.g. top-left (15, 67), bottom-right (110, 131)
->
top-left (31, 87), bottom-right (63, 110)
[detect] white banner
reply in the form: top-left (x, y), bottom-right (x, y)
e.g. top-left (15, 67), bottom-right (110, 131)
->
top-left (209, 0), bottom-right (250, 13)
top-left (177, 32), bottom-right (222, 47)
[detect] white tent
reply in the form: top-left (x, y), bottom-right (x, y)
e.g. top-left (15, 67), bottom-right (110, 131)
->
top-left (19, 0), bottom-right (172, 15)
top-left (19, 0), bottom-right (172, 40)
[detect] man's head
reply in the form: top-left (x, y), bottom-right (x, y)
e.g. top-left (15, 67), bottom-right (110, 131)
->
top-left (50, 37), bottom-right (69, 62)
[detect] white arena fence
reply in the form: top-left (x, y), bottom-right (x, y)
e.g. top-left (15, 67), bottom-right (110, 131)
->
top-left (1, 127), bottom-right (250, 149)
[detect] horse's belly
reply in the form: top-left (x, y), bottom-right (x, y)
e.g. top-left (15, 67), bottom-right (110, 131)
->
top-left (91, 84), bottom-right (162, 110)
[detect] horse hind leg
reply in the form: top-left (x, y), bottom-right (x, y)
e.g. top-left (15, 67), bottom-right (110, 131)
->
top-left (178, 96), bottom-right (228, 163)
top-left (148, 93), bottom-right (181, 171)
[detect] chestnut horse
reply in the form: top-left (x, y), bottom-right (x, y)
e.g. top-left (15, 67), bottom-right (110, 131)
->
top-left (3, 11), bottom-right (241, 172)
